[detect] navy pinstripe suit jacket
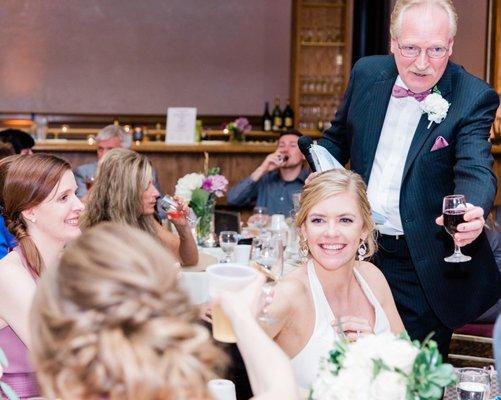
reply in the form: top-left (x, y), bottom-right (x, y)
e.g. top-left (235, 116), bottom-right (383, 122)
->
top-left (319, 55), bottom-right (500, 329)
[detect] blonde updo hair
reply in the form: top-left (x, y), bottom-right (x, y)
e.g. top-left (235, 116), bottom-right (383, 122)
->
top-left (390, 0), bottom-right (458, 39)
top-left (80, 148), bottom-right (157, 237)
top-left (31, 222), bottom-right (226, 400)
top-left (295, 169), bottom-right (377, 260)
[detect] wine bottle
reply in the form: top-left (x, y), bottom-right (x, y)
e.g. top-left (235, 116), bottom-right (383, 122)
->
top-left (283, 98), bottom-right (294, 130)
top-left (132, 126), bottom-right (144, 142)
top-left (272, 96), bottom-right (282, 131)
top-left (262, 102), bottom-right (272, 132)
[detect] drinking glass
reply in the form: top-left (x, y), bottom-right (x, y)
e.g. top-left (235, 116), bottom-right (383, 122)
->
top-left (207, 264), bottom-right (257, 343)
top-left (158, 195), bottom-right (194, 224)
top-left (443, 195), bottom-right (471, 263)
top-left (219, 231), bottom-right (239, 263)
top-left (249, 206), bottom-right (269, 234)
top-left (83, 174), bottom-right (95, 191)
top-left (456, 367), bottom-right (490, 400)
top-left (251, 236), bottom-right (284, 324)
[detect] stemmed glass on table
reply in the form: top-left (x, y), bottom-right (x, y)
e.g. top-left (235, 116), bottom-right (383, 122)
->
top-left (250, 235), bottom-right (284, 324)
top-left (442, 195), bottom-right (471, 263)
top-left (250, 206), bottom-right (269, 235)
top-left (219, 231), bottom-right (239, 263)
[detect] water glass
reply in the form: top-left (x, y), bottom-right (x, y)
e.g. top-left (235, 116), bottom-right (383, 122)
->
top-left (251, 236), bottom-right (284, 324)
top-left (249, 206), bottom-right (269, 233)
top-left (456, 368), bottom-right (491, 400)
top-left (219, 231), bottom-right (238, 263)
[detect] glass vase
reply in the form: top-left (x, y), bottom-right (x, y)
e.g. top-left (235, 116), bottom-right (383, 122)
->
top-left (196, 201), bottom-right (217, 247)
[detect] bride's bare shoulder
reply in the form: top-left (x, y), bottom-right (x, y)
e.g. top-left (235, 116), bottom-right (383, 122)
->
top-left (355, 261), bottom-right (391, 297)
top-left (279, 267), bottom-right (309, 297)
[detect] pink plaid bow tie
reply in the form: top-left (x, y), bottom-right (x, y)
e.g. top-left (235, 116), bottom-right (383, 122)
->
top-left (392, 85), bottom-right (431, 102)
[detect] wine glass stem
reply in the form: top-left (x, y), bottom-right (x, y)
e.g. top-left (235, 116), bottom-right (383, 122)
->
top-left (454, 244), bottom-right (463, 255)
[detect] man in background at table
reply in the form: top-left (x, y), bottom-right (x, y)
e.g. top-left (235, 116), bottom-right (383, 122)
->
top-left (227, 130), bottom-right (307, 216)
top-left (318, 0), bottom-right (500, 357)
top-left (74, 124), bottom-right (131, 198)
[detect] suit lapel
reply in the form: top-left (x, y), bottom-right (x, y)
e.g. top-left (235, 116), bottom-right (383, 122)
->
top-left (362, 74), bottom-right (397, 182)
top-left (402, 63), bottom-right (453, 180)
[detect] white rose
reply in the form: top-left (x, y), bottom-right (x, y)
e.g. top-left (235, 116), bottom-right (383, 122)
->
top-left (420, 93), bottom-right (450, 124)
top-left (311, 362), bottom-right (370, 400)
top-left (378, 337), bottom-right (418, 374)
top-left (370, 370), bottom-right (407, 400)
top-left (174, 173), bottom-right (204, 202)
top-left (332, 368), bottom-right (371, 400)
top-left (343, 334), bottom-right (385, 372)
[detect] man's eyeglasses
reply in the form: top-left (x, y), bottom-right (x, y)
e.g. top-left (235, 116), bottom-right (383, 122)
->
top-left (397, 42), bottom-right (450, 59)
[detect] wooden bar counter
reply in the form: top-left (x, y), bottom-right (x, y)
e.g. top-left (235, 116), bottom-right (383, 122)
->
top-left (34, 140), bottom-right (276, 195)
top-left (35, 140), bottom-right (501, 207)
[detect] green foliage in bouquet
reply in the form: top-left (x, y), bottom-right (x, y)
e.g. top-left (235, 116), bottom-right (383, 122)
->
top-left (404, 333), bottom-right (457, 400)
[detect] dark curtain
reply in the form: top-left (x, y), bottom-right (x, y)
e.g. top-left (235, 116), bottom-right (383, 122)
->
top-left (352, 0), bottom-right (391, 66)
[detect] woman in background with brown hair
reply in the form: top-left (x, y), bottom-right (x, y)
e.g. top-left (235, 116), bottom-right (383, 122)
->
top-left (80, 148), bottom-right (198, 266)
top-left (0, 153), bottom-right (84, 398)
top-left (31, 222), bottom-right (300, 400)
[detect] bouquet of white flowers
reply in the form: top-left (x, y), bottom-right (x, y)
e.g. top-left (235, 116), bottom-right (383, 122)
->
top-left (175, 167), bottom-right (229, 245)
top-left (310, 333), bottom-right (457, 400)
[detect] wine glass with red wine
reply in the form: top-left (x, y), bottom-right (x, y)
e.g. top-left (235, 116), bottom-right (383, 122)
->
top-left (442, 194), bottom-right (471, 263)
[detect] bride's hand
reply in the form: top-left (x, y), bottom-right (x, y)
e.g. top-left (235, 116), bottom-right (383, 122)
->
top-left (332, 315), bottom-right (373, 341)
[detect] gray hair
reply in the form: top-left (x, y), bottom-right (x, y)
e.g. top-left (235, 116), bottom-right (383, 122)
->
top-left (390, 0), bottom-right (458, 39)
top-left (96, 124), bottom-right (131, 148)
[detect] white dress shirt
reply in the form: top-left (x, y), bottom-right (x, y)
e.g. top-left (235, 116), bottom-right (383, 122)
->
top-left (367, 76), bottom-right (423, 235)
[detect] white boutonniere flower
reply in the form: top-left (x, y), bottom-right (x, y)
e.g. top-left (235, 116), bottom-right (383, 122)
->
top-left (420, 88), bottom-right (450, 129)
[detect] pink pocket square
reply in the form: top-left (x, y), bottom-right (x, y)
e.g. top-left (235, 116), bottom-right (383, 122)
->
top-left (430, 136), bottom-right (449, 152)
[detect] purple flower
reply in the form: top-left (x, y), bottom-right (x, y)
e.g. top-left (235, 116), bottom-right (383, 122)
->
top-left (234, 117), bottom-right (251, 133)
top-left (205, 174), bottom-right (228, 197)
top-left (202, 178), bottom-right (213, 192)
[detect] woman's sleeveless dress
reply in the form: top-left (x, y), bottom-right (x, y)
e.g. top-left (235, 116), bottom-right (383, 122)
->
top-left (290, 260), bottom-right (391, 389)
top-left (0, 247), bottom-right (39, 399)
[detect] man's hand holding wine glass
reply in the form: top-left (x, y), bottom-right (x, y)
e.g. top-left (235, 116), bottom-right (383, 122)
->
top-left (436, 195), bottom-right (486, 263)
top-left (435, 202), bottom-right (486, 247)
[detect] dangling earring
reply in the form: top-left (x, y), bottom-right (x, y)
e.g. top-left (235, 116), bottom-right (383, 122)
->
top-left (357, 240), bottom-right (367, 261)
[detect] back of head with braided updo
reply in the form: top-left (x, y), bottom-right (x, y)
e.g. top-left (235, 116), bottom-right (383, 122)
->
top-left (31, 222), bottom-right (226, 400)
top-left (1, 153), bottom-right (71, 276)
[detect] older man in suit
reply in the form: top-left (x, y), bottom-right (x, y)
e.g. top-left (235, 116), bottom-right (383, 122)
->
top-left (319, 0), bottom-right (500, 356)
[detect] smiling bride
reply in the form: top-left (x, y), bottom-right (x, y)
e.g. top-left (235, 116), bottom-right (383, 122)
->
top-left (263, 169), bottom-right (404, 389)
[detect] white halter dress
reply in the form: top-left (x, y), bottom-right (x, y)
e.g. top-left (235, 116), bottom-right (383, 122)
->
top-left (290, 260), bottom-right (391, 389)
